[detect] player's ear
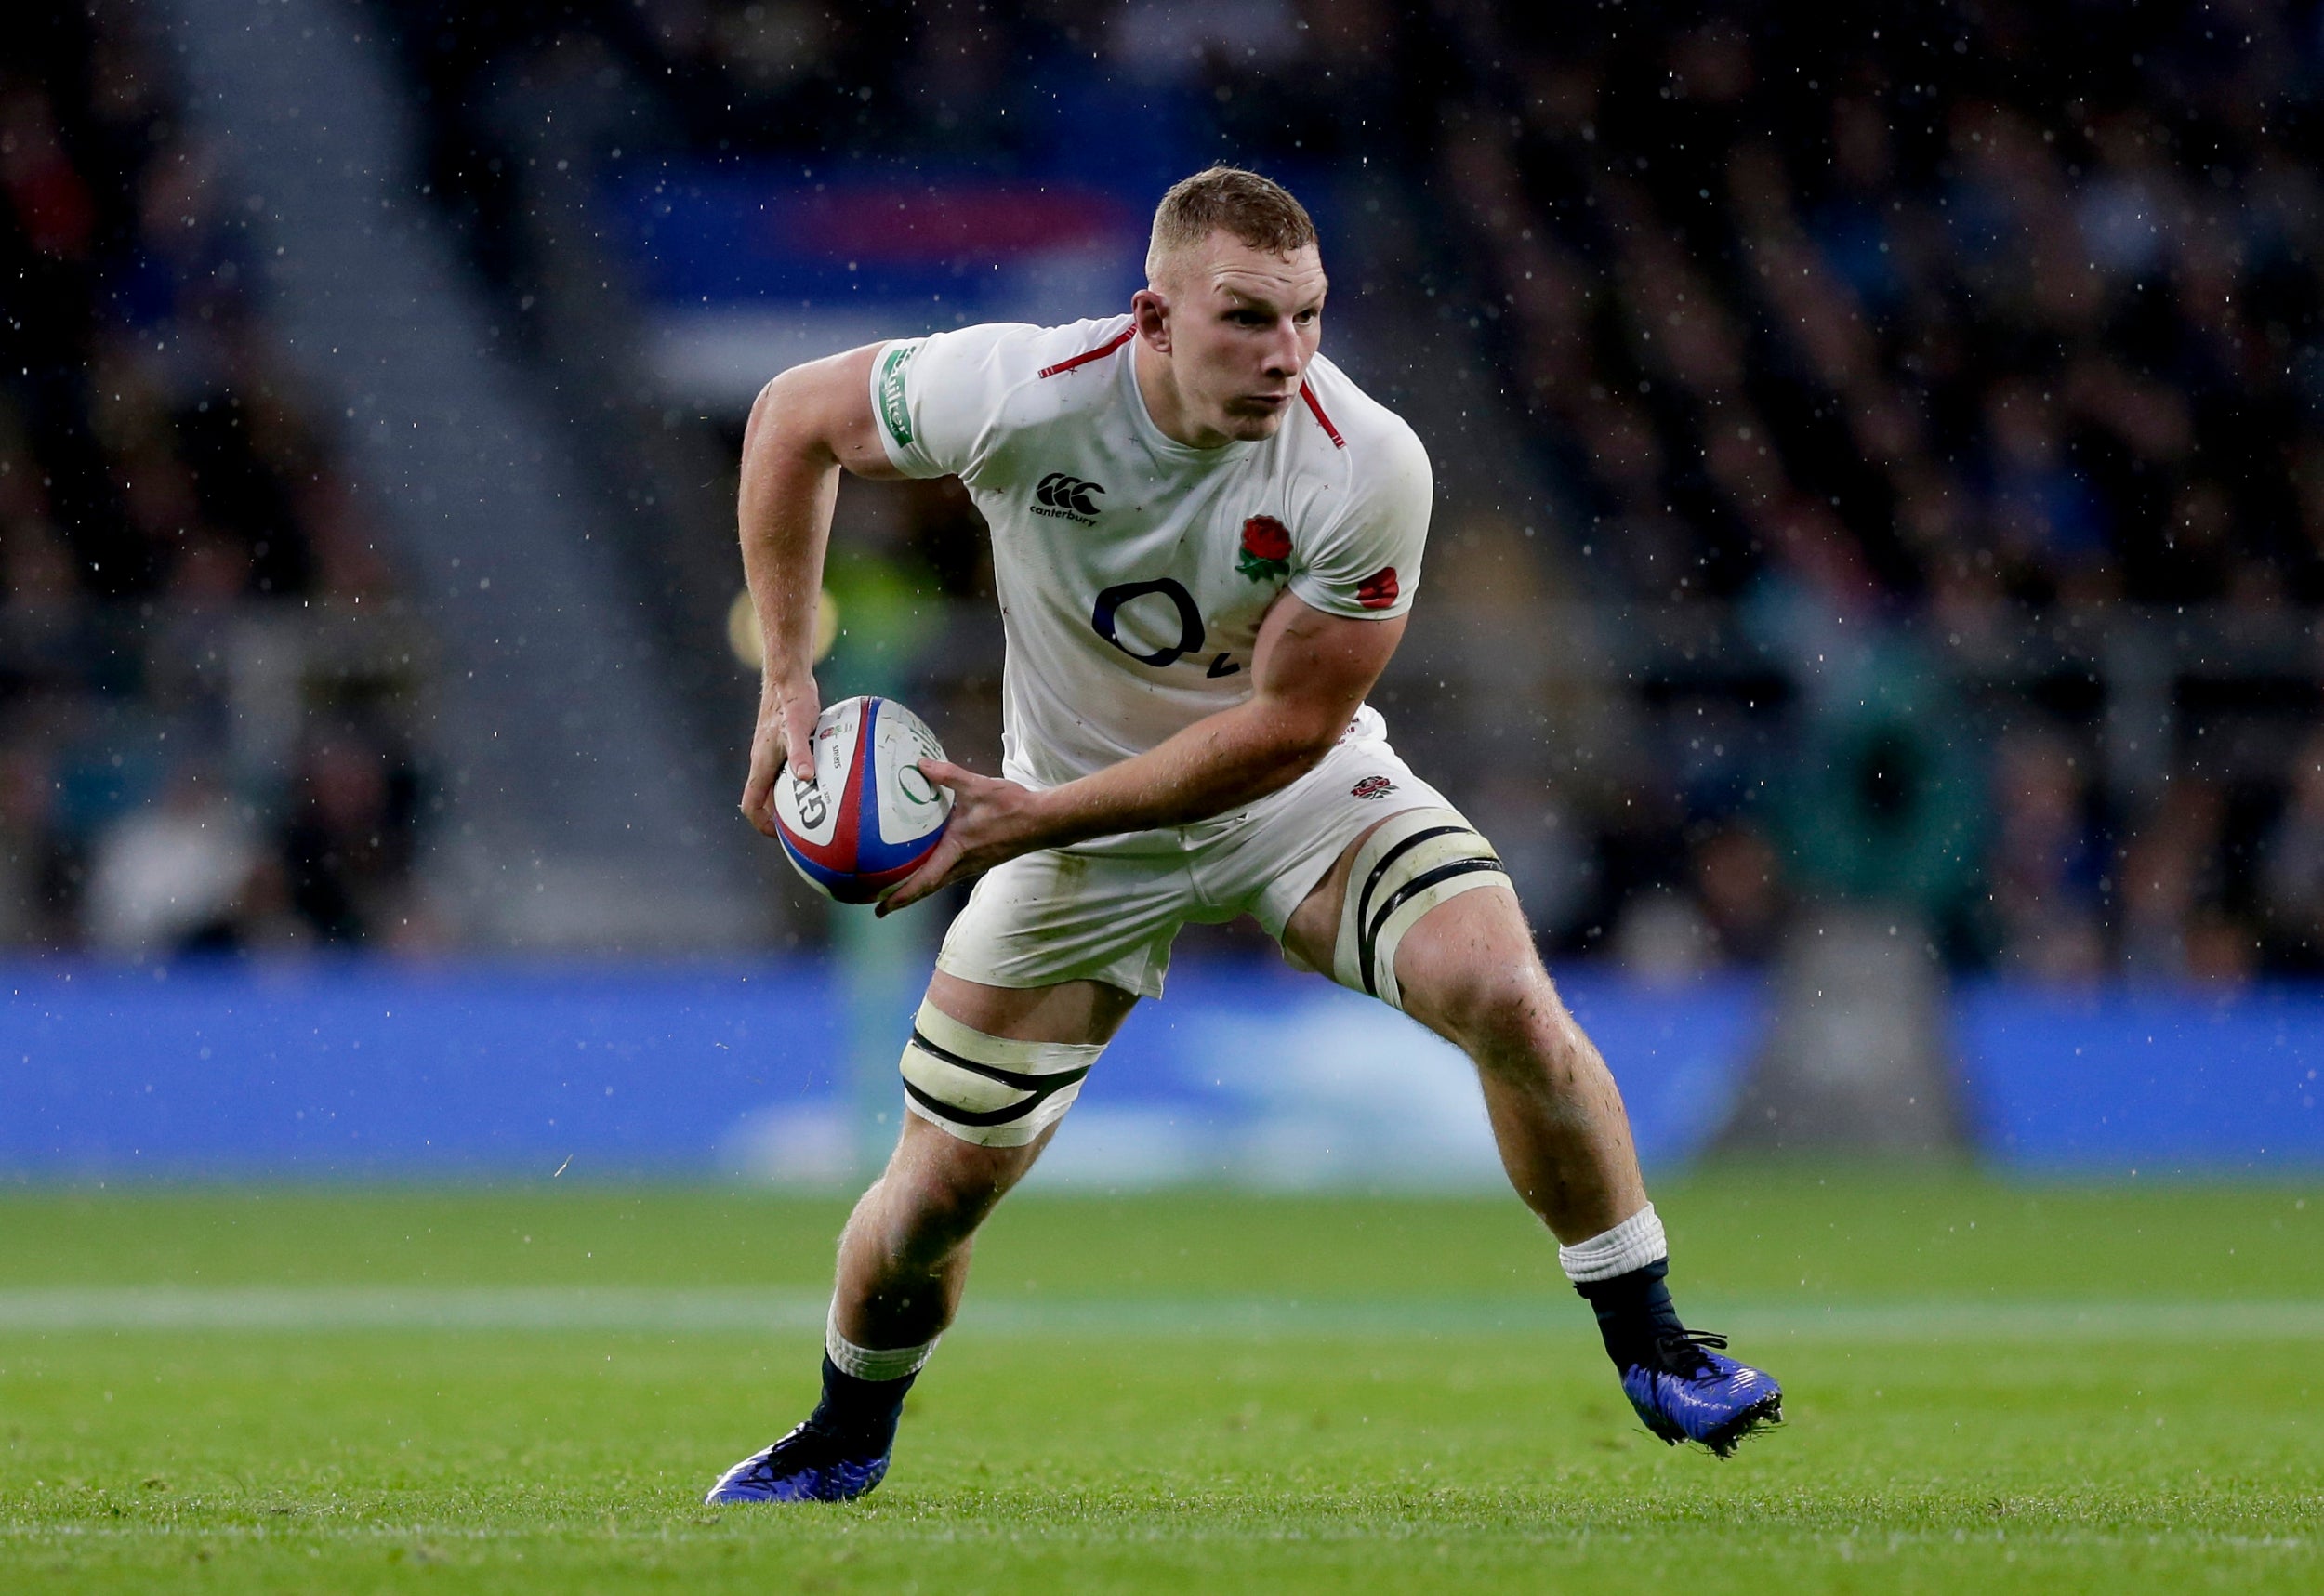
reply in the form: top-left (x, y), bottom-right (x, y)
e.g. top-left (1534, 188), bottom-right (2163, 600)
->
top-left (1132, 288), bottom-right (1171, 355)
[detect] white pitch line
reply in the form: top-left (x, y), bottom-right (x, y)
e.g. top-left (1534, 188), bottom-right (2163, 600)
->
top-left (0, 1287), bottom-right (2317, 1340)
top-left (0, 1287), bottom-right (829, 1334)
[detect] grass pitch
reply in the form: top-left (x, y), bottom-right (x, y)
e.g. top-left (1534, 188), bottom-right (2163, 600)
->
top-left (1, 1170), bottom-right (2318, 1592)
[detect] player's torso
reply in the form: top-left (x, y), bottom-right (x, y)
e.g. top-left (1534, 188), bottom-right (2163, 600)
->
top-left (977, 415), bottom-right (1290, 684)
top-left (957, 326), bottom-right (1350, 778)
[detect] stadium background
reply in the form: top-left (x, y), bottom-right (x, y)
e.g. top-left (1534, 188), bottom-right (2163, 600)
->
top-left (7, 0), bottom-right (2321, 1182)
top-left (4, 5), bottom-right (2321, 1591)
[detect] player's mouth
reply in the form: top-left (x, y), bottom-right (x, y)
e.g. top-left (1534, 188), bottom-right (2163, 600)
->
top-left (1239, 392), bottom-right (1295, 411)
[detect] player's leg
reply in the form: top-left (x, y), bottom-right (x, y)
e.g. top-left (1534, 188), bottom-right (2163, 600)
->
top-left (706, 971), bottom-right (1137, 1504)
top-left (711, 828), bottom-right (1182, 1506)
top-left (1281, 831), bottom-right (1644, 1240)
top-left (831, 970), bottom-right (1138, 1353)
top-left (1278, 810), bottom-right (1781, 1456)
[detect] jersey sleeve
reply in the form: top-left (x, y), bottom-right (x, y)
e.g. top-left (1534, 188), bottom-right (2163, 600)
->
top-left (1288, 422), bottom-right (1433, 620)
top-left (867, 323), bottom-right (1042, 480)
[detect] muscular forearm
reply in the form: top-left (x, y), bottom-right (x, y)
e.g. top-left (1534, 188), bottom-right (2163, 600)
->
top-left (1021, 696), bottom-right (1339, 850)
top-left (737, 345), bottom-right (902, 831)
top-left (738, 380), bottom-right (842, 692)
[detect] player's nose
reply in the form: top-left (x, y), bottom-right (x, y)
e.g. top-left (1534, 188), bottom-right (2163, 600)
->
top-left (1261, 320), bottom-right (1306, 377)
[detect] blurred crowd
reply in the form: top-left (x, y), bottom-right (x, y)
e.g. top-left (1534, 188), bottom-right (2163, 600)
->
top-left (1423, 2), bottom-right (2324, 982)
top-left (1, 9), bottom-right (429, 956)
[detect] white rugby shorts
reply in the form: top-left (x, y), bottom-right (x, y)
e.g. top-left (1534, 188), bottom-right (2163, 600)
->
top-left (936, 731), bottom-right (1457, 998)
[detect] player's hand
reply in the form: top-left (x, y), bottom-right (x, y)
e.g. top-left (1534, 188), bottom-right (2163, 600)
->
top-left (740, 675), bottom-right (822, 838)
top-left (874, 758), bottom-right (1045, 916)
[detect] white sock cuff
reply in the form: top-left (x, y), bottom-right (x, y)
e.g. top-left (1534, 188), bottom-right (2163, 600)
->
top-left (825, 1303), bottom-right (940, 1382)
top-left (1557, 1203), bottom-right (1669, 1285)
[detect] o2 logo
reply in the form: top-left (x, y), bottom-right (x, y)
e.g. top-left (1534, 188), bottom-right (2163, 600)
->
top-left (1089, 579), bottom-right (1241, 679)
top-left (1089, 579), bottom-right (1205, 666)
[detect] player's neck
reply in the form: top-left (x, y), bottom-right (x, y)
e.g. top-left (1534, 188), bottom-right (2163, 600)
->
top-left (1132, 339), bottom-right (1237, 451)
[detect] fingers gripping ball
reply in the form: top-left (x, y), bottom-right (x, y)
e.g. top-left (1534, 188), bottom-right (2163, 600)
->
top-left (772, 696), bottom-right (952, 904)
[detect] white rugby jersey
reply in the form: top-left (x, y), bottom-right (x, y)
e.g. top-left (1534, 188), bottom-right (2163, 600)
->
top-left (868, 314), bottom-right (1432, 791)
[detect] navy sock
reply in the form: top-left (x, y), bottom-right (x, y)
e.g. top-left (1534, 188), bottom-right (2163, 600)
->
top-left (1574, 1258), bottom-right (1686, 1375)
top-left (807, 1355), bottom-right (916, 1454)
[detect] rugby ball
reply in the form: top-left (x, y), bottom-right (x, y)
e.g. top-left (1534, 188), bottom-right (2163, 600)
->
top-left (772, 696), bottom-right (953, 904)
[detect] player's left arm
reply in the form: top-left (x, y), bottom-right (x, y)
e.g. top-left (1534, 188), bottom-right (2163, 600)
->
top-left (876, 593), bottom-right (1406, 915)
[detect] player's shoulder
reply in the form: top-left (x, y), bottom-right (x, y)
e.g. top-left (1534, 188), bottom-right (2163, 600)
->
top-left (1295, 353), bottom-right (1431, 495)
top-left (1297, 354), bottom-right (1428, 471)
top-left (915, 315), bottom-right (1131, 389)
top-left (1024, 313), bottom-right (1137, 373)
top-left (881, 316), bottom-right (1133, 477)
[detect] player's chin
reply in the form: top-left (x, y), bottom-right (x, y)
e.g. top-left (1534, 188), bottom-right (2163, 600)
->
top-left (1219, 404), bottom-right (1290, 441)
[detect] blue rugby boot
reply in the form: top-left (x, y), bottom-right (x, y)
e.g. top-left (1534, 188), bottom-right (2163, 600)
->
top-left (1575, 1255), bottom-right (1782, 1458)
top-left (705, 1355), bottom-right (914, 1505)
top-left (705, 1420), bottom-right (891, 1504)
top-left (1621, 1327), bottom-right (1783, 1458)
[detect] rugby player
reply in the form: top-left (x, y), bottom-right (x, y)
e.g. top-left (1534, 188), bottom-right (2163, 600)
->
top-left (709, 168), bottom-right (1782, 1503)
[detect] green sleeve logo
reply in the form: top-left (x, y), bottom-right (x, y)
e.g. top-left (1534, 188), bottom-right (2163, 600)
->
top-left (878, 342), bottom-right (918, 447)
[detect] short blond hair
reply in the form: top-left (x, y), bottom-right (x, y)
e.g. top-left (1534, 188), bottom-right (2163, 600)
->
top-left (1145, 166), bottom-right (1319, 284)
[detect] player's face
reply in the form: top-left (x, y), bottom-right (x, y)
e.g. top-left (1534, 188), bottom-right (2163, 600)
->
top-left (1147, 235), bottom-right (1327, 443)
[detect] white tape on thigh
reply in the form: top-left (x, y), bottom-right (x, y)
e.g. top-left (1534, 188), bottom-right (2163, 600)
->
top-left (898, 1001), bottom-right (1105, 1148)
top-left (1332, 807), bottom-right (1509, 1010)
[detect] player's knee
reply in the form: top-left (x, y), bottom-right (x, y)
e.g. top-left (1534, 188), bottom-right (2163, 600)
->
top-left (896, 1001), bottom-right (1106, 1148)
top-left (866, 1168), bottom-right (991, 1264)
top-left (1432, 958), bottom-right (1565, 1068)
top-left (854, 1139), bottom-right (1017, 1272)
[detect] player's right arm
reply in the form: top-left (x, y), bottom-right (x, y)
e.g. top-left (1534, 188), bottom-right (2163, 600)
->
top-left (736, 344), bottom-right (904, 838)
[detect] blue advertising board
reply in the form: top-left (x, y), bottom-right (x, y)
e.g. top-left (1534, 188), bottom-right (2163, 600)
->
top-left (8, 962), bottom-right (2319, 1182)
top-left (1954, 983), bottom-right (2324, 1173)
top-left (3, 960), bottom-right (1758, 1187)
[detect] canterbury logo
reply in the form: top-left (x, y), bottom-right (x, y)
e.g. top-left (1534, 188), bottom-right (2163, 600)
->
top-left (1032, 473), bottom-right (1105, 520)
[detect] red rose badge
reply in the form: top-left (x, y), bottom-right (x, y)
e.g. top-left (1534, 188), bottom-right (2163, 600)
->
top-left (1237, 515), bottom-right (1292, 583)
top-left (1355, 566), bottom-right (1400, 610)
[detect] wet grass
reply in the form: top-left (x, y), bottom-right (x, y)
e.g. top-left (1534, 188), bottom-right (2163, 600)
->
top-left (1, 1171), bottom-right (2317, 1592)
